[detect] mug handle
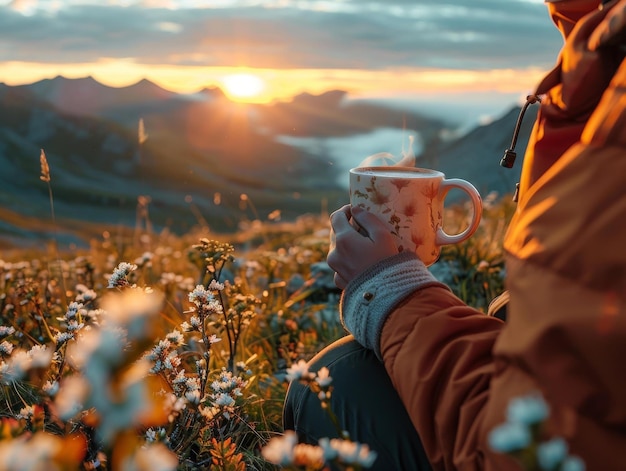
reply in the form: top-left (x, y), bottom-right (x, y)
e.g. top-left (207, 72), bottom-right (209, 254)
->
top-left (435, 179), bottom-right (483, 245)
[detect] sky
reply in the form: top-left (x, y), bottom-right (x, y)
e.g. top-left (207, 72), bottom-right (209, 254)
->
top-left (0, 0), bottom-right (564, 122)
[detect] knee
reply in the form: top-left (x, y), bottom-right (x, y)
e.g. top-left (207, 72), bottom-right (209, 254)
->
top-left (282, 335), bottom-right (374, 437)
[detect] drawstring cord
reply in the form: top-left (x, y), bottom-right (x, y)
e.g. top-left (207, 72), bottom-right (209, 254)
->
top-left (500, 94), bottom-right (541, 169)
top-left (500, 94), bottom-right (541, 201)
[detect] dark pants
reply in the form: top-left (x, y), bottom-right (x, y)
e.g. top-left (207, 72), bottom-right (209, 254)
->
top-left (283, 335), bottom-right (433, 471)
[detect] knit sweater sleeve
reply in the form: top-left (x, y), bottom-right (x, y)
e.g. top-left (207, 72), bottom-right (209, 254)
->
top-left (339, 251), bottom-right (449, 360)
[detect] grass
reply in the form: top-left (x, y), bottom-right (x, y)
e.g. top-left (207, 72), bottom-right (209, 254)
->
top-left (0, 188), bottom-right (513, 470)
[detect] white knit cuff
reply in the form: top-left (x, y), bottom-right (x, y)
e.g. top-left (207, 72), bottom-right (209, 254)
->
top-left (340, 251), bottom-right (449, 360)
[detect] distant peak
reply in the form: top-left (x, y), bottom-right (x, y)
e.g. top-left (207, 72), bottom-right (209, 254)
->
top-left (126, 78), bottom-right (173, 93)
top-left (135, 78), bottom-right (157, 86)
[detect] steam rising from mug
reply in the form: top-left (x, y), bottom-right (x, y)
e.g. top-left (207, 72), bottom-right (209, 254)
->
top-left (358, 135), bottom-right (418, 168)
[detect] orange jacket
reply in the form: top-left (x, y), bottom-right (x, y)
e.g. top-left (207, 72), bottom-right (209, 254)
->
top-left (347, 1), bottom-right (626, 469)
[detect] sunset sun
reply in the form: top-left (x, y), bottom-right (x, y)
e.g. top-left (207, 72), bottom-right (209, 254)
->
top-left (221, 73), bottom-right (267, 102)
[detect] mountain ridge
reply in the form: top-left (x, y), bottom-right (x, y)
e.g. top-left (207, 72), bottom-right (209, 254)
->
top-left (0, 76), bottom-right (531, 249)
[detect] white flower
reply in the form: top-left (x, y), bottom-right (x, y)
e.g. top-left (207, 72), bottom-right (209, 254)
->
top-left (0, 326), bottom-right (15, 338)
top-left (28, 344), bottom-right (53, 368)
top-left (315, 367), bottom-right (332, 387)
top-left (145, 428), bottom-right (157, 443)
top-left (125, 443), bottom-right (178, 471)
top-left (261, 431), bottom-right (298, 466)
top-left (107, 262), bottom-right (138, 288)
top-left (562, 455), bottom-right (586, 471)
top-left (213, 392), bottom-right (235, 407)
top-left (17, 405), bottom-right (34, 419)
top-left (199, 405), bottom-right (219, 421)
top-left (54, 331), bottom-right (75, 345)
top-left (207, 334), bottom-right (221, 344)
top-left (165, 330), bottom-right (184, 346)
top-left (0, 433), bottom-right (63, 471)
top-left (42, 380), bottom-right (59, 397)
top-left (0, 340), bottom-right (14, 355)
top-left (64, 302), bottom-right (84, 320)
top-left (285, 359), bottom-right (312, 382)
top-left (66, 320), bottom-right (85, 332)
top-left (488, 421), bottom-right (531, 453)
top-left (55, 376), bottom-right (88, 420)
top-left (185, 389), bottom-right (201, 404)
top-left (506, 392), bottom-right (549, 425)
top-left (188, 285), bottom-right (223, 313)
top-left (537, 438), bottom-right (568, 470)
top-left (321, 438), bottom-right (378, 467)
top-left (208, 279), bottom-right (224, 291)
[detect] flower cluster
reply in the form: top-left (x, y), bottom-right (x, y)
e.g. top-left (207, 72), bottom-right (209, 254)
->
top-left (488, 391), bottom-right (586, 471)
top-left (0, 228), bottom-right (364, 470)
top-left (262, 361), bottom-right (378, 470)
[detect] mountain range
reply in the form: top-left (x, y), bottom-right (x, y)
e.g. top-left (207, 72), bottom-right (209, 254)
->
top-left (0, 76), bottom-right (536, 250)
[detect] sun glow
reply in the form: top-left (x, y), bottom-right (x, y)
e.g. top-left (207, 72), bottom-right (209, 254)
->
top-left (221, 73), bottom-right (267, 103)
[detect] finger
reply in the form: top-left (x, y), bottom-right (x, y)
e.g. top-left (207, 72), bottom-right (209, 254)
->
top-left (350, 206), bottom-right (390, 241)
top-left (330, 205), bottom-right (355, 235)
top-left (334, 272), bottom-right (347, 290)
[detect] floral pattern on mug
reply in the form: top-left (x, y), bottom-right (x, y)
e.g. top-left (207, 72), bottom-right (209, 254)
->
top-left (351, 176), bottom-right (433, 253)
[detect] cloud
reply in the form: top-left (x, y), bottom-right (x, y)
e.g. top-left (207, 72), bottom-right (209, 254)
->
top-left (0, 0), bottom-right (563, 71)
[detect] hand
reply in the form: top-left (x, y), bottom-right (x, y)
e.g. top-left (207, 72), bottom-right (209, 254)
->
top-left (327, 205), bottom-right (399, 289)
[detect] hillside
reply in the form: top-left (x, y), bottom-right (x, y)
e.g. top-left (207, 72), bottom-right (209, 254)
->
top-left (0, 77), bottom-right (457, 249)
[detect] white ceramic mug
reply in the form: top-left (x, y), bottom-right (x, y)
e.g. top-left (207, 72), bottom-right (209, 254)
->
top-left (350, 166), bottom-right (482, 266)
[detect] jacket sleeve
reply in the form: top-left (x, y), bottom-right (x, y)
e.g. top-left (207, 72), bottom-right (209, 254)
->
top-left (379, 287), bottom-right (503, 470)
top-left (339, 253), bottom-right (504, 470)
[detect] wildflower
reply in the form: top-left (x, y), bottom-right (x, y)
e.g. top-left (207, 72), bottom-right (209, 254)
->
top-left (0, 433), bottom-right (62, 471)
top-left (99, 288), bottom-right (164, 340)
top-left (145, 428), bottom-right (158, 443)
top-left (537, 437), bottom-right (568, 470)
top-left (0, 341), bottom-right (13, 356)
top-left (213, 392), bottom-right (235, 407)
top-left (286, 359), bottom-right (313, 382)
top-left (180, 317), bottom-right (201, 332)
top-left (261, 431), bottom-right (298, 466)
top-left (0, 326), bottom-right (15, 338)
top-left (199, 405), bottom-right (220, 421)
top-left (488, 421), bottom-right (531, 453)
top-left (188, 285), bottom-right (223, 314)
top-left (185, 389), bottom-right (201, 405)
top-left (66, 320), bottom-right (85, 332)
top-left (75, 283), bottom-right (97, 303)
top-left (127, 443), bottom-right (178, 471)
top-left (320, 437), bottom-right (378, 467)
top-left (54, 331), bottom-right (75, 345)
top-left (292, 443), bottom-right (325, 468)
top-left (165, 330), bottom-right (184, 346)
top-left (315, 367), bottom-right (332, 387)
top-left (42, 380), bottom-right (59, 397)
top-left (27, 344), bottom-right (52, 368)
top-left (506, 392), bottom-right (549, 425)
top-left (17, 405), bottom-right (34, 420)
top-left (133, 251), bottom-right (153, 266)
top-left (562, 455), bottom-right (586, 471)
top-left (209, 279), bottom-right (224, 290)
top-left (107, 262), bottom-right (138, 288)
top-left (55, 376), bottom-right (88, 420)
top-left (63, 302), bottom-right (84, 320)
top-left (85, 308), bottom-right (104, 322)
top-left (207, 334), bottom-right (221, 344)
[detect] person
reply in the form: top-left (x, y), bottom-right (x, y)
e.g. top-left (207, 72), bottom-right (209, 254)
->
top-left (283, 0), bottom-right (626, 469)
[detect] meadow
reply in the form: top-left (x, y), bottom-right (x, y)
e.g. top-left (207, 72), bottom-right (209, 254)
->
top-left (3, 176), bottom-right (580, 470)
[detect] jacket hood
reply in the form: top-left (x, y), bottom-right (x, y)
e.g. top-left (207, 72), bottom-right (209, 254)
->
top-left (548, 0), bottom-right (602, 38)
